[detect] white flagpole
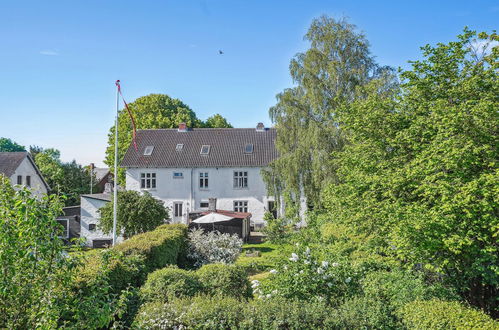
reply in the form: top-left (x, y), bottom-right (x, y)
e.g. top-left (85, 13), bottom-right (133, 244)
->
top-left (112, 80), bottom-right (120, 246)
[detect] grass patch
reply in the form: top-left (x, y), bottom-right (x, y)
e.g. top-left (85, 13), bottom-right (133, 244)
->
top-left (236, 242), bottom-right (292, 275)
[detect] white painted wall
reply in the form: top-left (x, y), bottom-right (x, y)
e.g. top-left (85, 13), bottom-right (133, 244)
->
top-left (9, 157), bottom-right (48, 198)
top-left (80, 196), bottom-right (123, 247)
top-left (126, 167), bottom-right (275, 225)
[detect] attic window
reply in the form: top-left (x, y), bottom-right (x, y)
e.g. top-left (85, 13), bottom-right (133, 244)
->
top-left (200, 145), bottom-right (210, 155)
top-left (244, 144), bottom-right (254, 154)
top-left (176, 144), bottom-right (184, 151)
top-left (143, 146), bottom-right (154, 156)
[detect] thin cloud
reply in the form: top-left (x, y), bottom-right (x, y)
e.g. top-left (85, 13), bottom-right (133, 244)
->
top-left (39, 50), bottom-right (59, 56)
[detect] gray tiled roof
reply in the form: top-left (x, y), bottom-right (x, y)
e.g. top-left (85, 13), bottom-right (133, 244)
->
top-left (121, 128), bottom-right (277, 168)
top-left (81, 193), bottom-right (112, 202)
top-left (0, 152), bottom-right (26, 177)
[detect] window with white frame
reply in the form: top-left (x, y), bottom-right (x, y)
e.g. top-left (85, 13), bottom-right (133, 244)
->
top-left (17, 175), bottom-right (22, 185)
top-left (57, 219), bottom-right (69, 238)
top-left (234, 200), bottom-right (248, 213)
top-left (173, 202), bottom-right (183, 217)
top-left (143, 146), bottom-right (154, 156)
top-left (199, 172), bottom-right (208, 188)
top-left (140, 172), bottom-right (156, 189)
top-left (200, 201), bottom-right (209, 208)
top-left (176, 144), bottom-right (183, 151)
top-left (26, 175), bottom-right (31, 187)
top-left (200, 145), bottom-right (210, 155)
top-left (173, 172), bottom-right (183, 179)
top-left (233, 171), bottom-right (248, 188)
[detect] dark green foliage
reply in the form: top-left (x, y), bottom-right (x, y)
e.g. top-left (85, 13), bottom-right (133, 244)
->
top-left (321, 29), bottom-right (499, 313)
top-left (114, 224), bottom-right (187, 273)
top-left (34, 148), bottom-right (96, 206)
top-left (0, 176), bottom-right (75, 328)
top-left (203, 113), bottom-right (233, 128)
top-left (99, 190), bottom-right (169, 238)
top-left (398, 299), bottom-right (499, 329)
top-left (265, 16), bottom-right (394, 217)
top-left (0, 137), bottom-right (25, 152)
top-left (196, 263), bottom-right (252, 299)
top-left (134, 296), bottom-right (336, 329)
top-left (140, 266), bottom-right (202, 303)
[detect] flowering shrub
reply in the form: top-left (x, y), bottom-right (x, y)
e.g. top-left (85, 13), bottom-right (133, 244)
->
top-left (187, 228), bottom-right (243, 267)
top-left (255, 246), bottom-right (358, 305)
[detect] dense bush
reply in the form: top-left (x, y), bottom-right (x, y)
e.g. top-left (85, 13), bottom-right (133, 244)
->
top-left (261, 211), bottom-right (290, 242)
top-left (197, 263), bottom-right (252, 299)
top-left (187, 228), bottom-right (242, 267)
top-left (134, 296), bottom-right (336, 329)
top-left (115, 224), bottom-right (187, 273)
top-left (140, 266), bottom-right (202, 303)
top-left (257, 246), bottom-right (358, 305)
top-left (398, 299), bottom-right (499, 329)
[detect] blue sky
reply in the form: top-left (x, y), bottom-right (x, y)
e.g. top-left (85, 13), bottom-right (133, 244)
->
top-left (0, 1), bottom-right (497, 166)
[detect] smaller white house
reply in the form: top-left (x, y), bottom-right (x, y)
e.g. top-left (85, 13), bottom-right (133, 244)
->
top-left (0, 152), bottom-right (50, 197)
top-left (80, 193), bottom-right (124, 248)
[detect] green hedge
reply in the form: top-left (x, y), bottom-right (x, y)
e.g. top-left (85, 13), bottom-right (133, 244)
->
top-left (134, 296), bottom-right (335, 329)
top-left (140, 266), bottom-right (202, 303)
top-left (197, 263), bottom-right (252, 299)
top-left (398, 299), bottom-right (499, 330)
top-left (76, 224), bottom-right (187, 294)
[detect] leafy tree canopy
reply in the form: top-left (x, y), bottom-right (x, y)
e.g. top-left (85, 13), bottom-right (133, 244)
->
top-left (99, 190), bottom-right (169, 238)
top-left (321, 28), bottom-right (498, 314)
top-left (104, 94), bottom-right (232, 183)
top-left (265, 16), bottom-right (394, 220)
top-left (35, 148), bottom-right (96, 206)
top-left (0, 138), bottom-right (25, 152)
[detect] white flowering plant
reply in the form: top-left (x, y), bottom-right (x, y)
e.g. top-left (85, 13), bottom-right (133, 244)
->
top-left (187, 228), bottom-right (243, 267)
top-left (254, 246), bottom-right (358, 305)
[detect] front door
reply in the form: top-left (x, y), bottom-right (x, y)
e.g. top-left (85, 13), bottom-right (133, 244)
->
top-left (173, 202), bottom-right (183, 223)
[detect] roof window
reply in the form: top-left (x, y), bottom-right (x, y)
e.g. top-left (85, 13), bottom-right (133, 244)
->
top-left (244, 144), bottom-right (254, 153)
top-left (176, 144), bottom-right (184, 151)
top-left (143, 146), bottom-right (154, 156)
top-left (200, 145), bottom-right (210, 155)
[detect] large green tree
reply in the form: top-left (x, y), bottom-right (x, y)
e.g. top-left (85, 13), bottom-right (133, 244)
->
top-left (203, 114), bottom-right (233, 128)
top-left (0, 176), bottom-right (75, 328)
top-left (265, 16), bottom-right (393, 219)
top-left (104, 94), bottom-right (232, 183)
top-left (99, 190), bottom-right (169, 238)
top-left (322, 29), bottom-right (498, 314)
top-left (35, 148), bottom-right (96, 206)
top-left (0, 138), bottom-right (25, 152)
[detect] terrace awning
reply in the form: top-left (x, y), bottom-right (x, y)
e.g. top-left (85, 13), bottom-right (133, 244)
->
top-left (192, 212), bottom-right (233, 224)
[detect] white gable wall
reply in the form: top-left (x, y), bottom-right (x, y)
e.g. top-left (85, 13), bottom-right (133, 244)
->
top-left (126, 166), bottom-right (274, 225)
top-left (10, 157), bottom-right (48, 197)
top-left (80, 196), bottom-right (123, 247)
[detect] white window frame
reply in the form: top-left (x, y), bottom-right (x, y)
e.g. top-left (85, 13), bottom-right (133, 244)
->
top-left (244, 144), bottom-right (254, 153)
top-left (176, 144), bottom-right (184, 151)
top-left (57, 218), bottom-right (69, 239)
top-left (140, 172), bottom-right (157, 189)
top-left (199, 201), bottom-right (209, 209)
top-left (173, 172), bottom-right (184, 179)
top-left (200, 145), bottom-right (210, 155)
top-left (199, 172), bottom-right (209, 189)
top-left (234, 200), bottom-right (248, 213)
top-left (173, 202), bottom-right (183, 218)
top-left (143, 146), bottom-right (154, 156)
top-left (233, 171), bottom-right (248, 189)
top-left (26, 175), bottom-right (31, 187)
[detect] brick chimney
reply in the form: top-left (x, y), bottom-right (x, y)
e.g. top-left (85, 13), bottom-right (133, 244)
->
top-left (256, 122), bottom-right (265, 131)
top-left (208, 198), bottom-right (217, 211)
top-left (178, 122), bottom-right (187, 132)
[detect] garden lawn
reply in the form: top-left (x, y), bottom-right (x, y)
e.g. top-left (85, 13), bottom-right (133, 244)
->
top-left (236, 242), bottom-right (292, 275)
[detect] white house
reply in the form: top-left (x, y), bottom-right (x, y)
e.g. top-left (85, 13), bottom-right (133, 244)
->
top-left (0, 151), bottom-right (50, 197)
top-left (121, 123), bottom-right (279, 227)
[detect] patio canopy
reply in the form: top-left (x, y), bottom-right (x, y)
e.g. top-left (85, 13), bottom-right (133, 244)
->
top-left (192, 212), bottom-right (234, 224)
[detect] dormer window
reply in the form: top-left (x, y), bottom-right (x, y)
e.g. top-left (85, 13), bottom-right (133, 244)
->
top-left (200, 145), bottom-right (210, 155)
top-left (244, 144), bottom-right (254, 154)
top-left (176, 144), bottom-right (184, 151)
top-left (143, 146), bottom-right (154, 156)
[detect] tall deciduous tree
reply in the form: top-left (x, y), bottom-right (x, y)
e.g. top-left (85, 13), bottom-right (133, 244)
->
top-left (35, 148), bottom-right (95, 206)
top-left (104, 94), bottom-right (232, 183)
top-left (203, 114), bottom-right (233, 128)
top-left (322, 29), bottom-right (498, 314)
top-left (99, 190), bottom-right (169, 238)
top-left (266, 16), bottom-right (392, 219)
top-left (0, 138), bottom-right (25, 152)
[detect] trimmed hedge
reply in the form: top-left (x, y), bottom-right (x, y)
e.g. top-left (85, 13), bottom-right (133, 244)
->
top-left (197, 263), bottom-right (252, 299)
top-left (134, 296), bottom-right (336, 329)
top-left (140, 266), bottom-right (202, 303)
top-left (75, 224), bottom-right (187, 294)
top-left (398, 299), bottom-right (499, 330)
